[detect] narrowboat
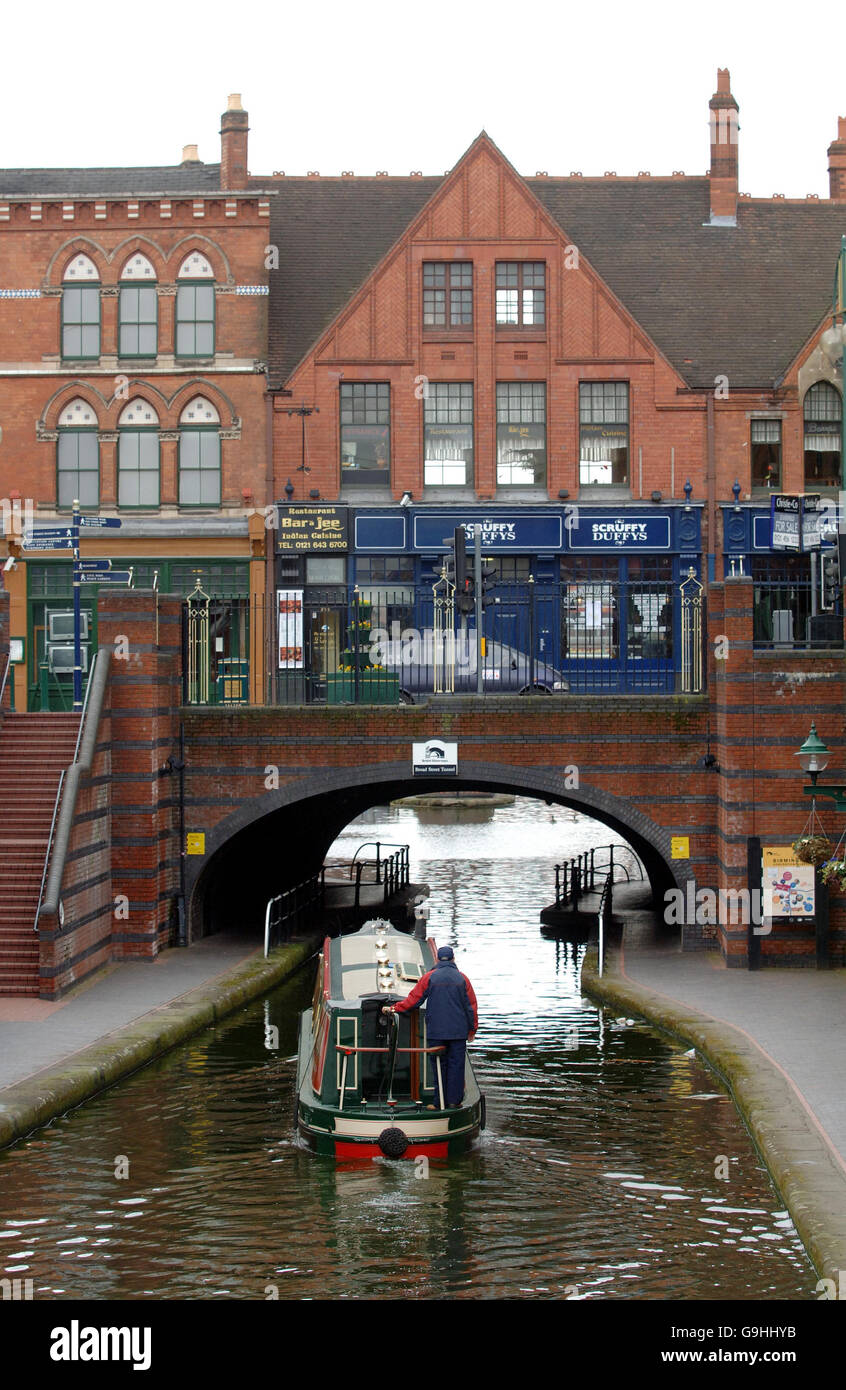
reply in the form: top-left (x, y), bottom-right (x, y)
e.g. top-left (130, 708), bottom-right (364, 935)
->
top-left (295, 918), bottom-right (485, 1159)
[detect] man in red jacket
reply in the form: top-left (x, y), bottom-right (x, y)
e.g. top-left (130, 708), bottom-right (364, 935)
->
top-left (383, 946), bottom-right (478, 1107)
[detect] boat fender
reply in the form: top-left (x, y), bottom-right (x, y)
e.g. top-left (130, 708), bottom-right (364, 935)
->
top-left (378, 1126), bottom-right (409, 1158)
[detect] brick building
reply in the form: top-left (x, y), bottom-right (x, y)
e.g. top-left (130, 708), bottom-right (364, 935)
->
top-left (2, 72), bottom-right (846, 990)
top-left (265, 68), bottom-right (845, 693)
top-left (0, 96), bottom-right (270, 709)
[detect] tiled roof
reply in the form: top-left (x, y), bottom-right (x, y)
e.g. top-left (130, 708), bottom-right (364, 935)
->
top-left (267, 178), bottom-right (441, 387)
top-left (0, 164), bottom-right (224, 196)
top-left (266, 169), bottom-right (846, 390)
top-left (528, 178), bottom-right (846, 388)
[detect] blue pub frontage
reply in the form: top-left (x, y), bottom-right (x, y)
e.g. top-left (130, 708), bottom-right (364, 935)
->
top-left (276, 501), bottom-right (705, 698)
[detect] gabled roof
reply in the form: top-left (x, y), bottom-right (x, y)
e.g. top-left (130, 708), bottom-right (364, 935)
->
top-left (266, 161), bottom-right (846, 391)
top-left (266, 177), bottom-right (440, 389)
top-left (0, 164), bottom-right (224, 196)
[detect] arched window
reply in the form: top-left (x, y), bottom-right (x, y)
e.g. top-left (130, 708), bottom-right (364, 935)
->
top-left (117, 399), bottom-right (159, 507)
top-left (179, 397), bottom-right (221, 505)
top-left (57, 398), bottom-right (99, 508)
top-left (175, 252), bottom-right (215, 357)
top-left (119, 254), bottom-right (158, 357)
top-left (804, 381), bottom-right (842, 488)
top-left (62, 254), bottom-right (100, 359)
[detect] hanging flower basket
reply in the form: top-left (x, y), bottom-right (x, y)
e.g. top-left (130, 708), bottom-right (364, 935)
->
top-left (792, 834), bottom-right (833, 866)
top-left (820, 858), bottom-right (846, 891)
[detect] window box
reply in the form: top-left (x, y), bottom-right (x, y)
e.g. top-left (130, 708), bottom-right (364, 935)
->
top-left (325, 672), bottom-right (400, 704)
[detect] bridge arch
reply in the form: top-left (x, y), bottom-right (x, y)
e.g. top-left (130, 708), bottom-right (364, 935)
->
top-left (186, 760), bottom-right (692, 941)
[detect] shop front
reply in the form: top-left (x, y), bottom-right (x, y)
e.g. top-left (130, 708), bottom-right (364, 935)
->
top-left (722, 504), bottom-right (843, 650)
top-left (345, 504), bottom-right (703, 695)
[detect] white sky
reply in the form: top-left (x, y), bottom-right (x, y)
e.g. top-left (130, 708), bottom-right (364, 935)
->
top-left (5, 0), bottom-right (845, 199)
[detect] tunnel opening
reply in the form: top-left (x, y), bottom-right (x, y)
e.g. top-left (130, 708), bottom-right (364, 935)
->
top-left (188, 765), bottom-right (687, 944)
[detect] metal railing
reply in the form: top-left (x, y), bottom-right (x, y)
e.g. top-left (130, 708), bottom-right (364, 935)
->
top-left (72, 650), bottom-right (98, 765)
top-left (552, 843), bottom-right (645, 910)
top-left (33, 652), bottom-right (99, 933)
top-left (264, 871), bottom-right (326, 958)
top-left (348, 842), bottom-right (410, 901)
top-left (752, 573), bottom-right (844, 649)
top-left (34, 770), bottom-right (65, 932)
top-left (0, 651), bottom-right (11, 711)
top-left (182, 576), bottom-right (707, 707)
top-left (335, 1042), bottom-right (446, 1111)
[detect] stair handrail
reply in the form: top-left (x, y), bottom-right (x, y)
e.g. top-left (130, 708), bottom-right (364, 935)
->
top-left (72, 649), bottom-right (98, 765)
top-left (0, 651), bottom-right (11, 711)
top-left (40, 648), bottom-right (112, 929)
top-left (34, 770), bottom-right (65, 932)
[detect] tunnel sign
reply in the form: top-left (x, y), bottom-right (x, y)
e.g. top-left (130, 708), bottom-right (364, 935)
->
top-left (671, 836), bottom-right (690, 859)
top-left (412, 740), bottom-right (458, 776)
top-left (186, 833), bottom-right (206, 856)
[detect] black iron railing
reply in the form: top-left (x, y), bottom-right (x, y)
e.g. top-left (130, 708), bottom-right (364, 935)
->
top-left (263, 871), bottom-right (326, 958)
top-left (552, 843), bottom-right (645, 911)
top-left (182, 579), bottom-right (707, 706)
top-left (334, 842), bottom-right (410, 908)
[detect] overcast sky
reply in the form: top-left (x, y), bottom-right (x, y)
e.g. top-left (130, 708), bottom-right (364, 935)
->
top-left (5, 0), bottom-right (846, 200)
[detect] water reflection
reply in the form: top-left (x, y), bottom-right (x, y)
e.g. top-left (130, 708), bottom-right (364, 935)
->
top-left (0, 798), bottom-right (814, 1300)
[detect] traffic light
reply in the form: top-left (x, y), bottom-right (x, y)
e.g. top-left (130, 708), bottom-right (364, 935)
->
top-left (821, 549), bottom-right (841, 610)
top-left (443, 527), bottom-right (475, 613)
top-left (479, 557), bottom-right (498, 608)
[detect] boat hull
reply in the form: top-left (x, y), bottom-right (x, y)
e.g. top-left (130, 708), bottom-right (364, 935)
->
top-left (296, 1097), bottom-right (483, 1160)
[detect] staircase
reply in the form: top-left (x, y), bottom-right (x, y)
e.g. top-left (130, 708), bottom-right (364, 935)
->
top-left (0, 712), bottom-right (80, 995)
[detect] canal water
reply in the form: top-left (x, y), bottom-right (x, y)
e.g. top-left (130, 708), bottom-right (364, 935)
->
top-left (0, 799), bottom-right (814, 1300)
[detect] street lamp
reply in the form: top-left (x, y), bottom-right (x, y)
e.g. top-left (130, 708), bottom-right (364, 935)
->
top-left (797, 722), bottom-right (846, 806)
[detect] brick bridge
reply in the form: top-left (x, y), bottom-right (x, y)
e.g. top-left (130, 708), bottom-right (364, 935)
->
top-left (2, 584), bottom-right (844, 998)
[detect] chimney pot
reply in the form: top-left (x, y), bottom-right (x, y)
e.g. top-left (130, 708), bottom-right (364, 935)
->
top-left (708, 66), bottom-right (739, 222)
top-left (220, 95), bottom-right (249, 190)
top-left (828, 116), bottom-right (846, 200)
top-left (181, 143), bottom-right (199, 164)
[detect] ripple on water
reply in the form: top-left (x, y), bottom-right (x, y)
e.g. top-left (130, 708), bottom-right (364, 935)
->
top-left (0, 800), bottom-right (817, 1300)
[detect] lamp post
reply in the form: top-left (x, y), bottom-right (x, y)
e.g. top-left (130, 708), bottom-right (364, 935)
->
top-left (286, 401), bottom-right (319, 498)
top-left (796, 723), bottom-right (836, 967)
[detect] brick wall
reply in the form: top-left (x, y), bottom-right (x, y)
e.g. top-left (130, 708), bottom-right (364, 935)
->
top-left (97, 591), bottom-right (182, 959)
top-left (712, 577), bottom-right (846, 965)
top-left (38, 668), bottom-right (112, 997)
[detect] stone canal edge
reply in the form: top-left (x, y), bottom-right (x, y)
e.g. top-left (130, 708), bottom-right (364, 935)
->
top-left (582, 946), bottom-right (846, 1287)
top-left (0, 937), bottom-right (319, 1151)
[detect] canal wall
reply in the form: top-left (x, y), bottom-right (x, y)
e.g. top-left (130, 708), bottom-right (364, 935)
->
top-left (0, 936), bottom-right (317, 1151)
top-left (582, 946), bottom-right (846, 1286)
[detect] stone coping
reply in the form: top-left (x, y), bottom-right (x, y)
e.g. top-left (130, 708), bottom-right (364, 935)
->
top-left (0, 936), bottom-right (318, 1151)
top-left (582, 945), bottom-right (846, 1284)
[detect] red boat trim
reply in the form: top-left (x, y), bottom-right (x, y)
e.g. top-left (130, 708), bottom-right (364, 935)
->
top-left (334, 1141), bottom-right (449, 1161)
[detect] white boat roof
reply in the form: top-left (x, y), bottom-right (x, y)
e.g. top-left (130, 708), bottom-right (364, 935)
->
top-left (330, 919), bottom-right (433, 1002)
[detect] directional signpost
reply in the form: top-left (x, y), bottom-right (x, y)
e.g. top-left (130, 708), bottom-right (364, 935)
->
top-left (22, 500), bottom-right (128, 710)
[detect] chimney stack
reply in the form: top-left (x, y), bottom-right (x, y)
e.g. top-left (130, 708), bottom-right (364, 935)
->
top-left (220, 94), bottom-right (249, 190)
top-left (828, 118), bottom-right (846, 200)
top-left (708, 68), bottom-right (739, 223)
